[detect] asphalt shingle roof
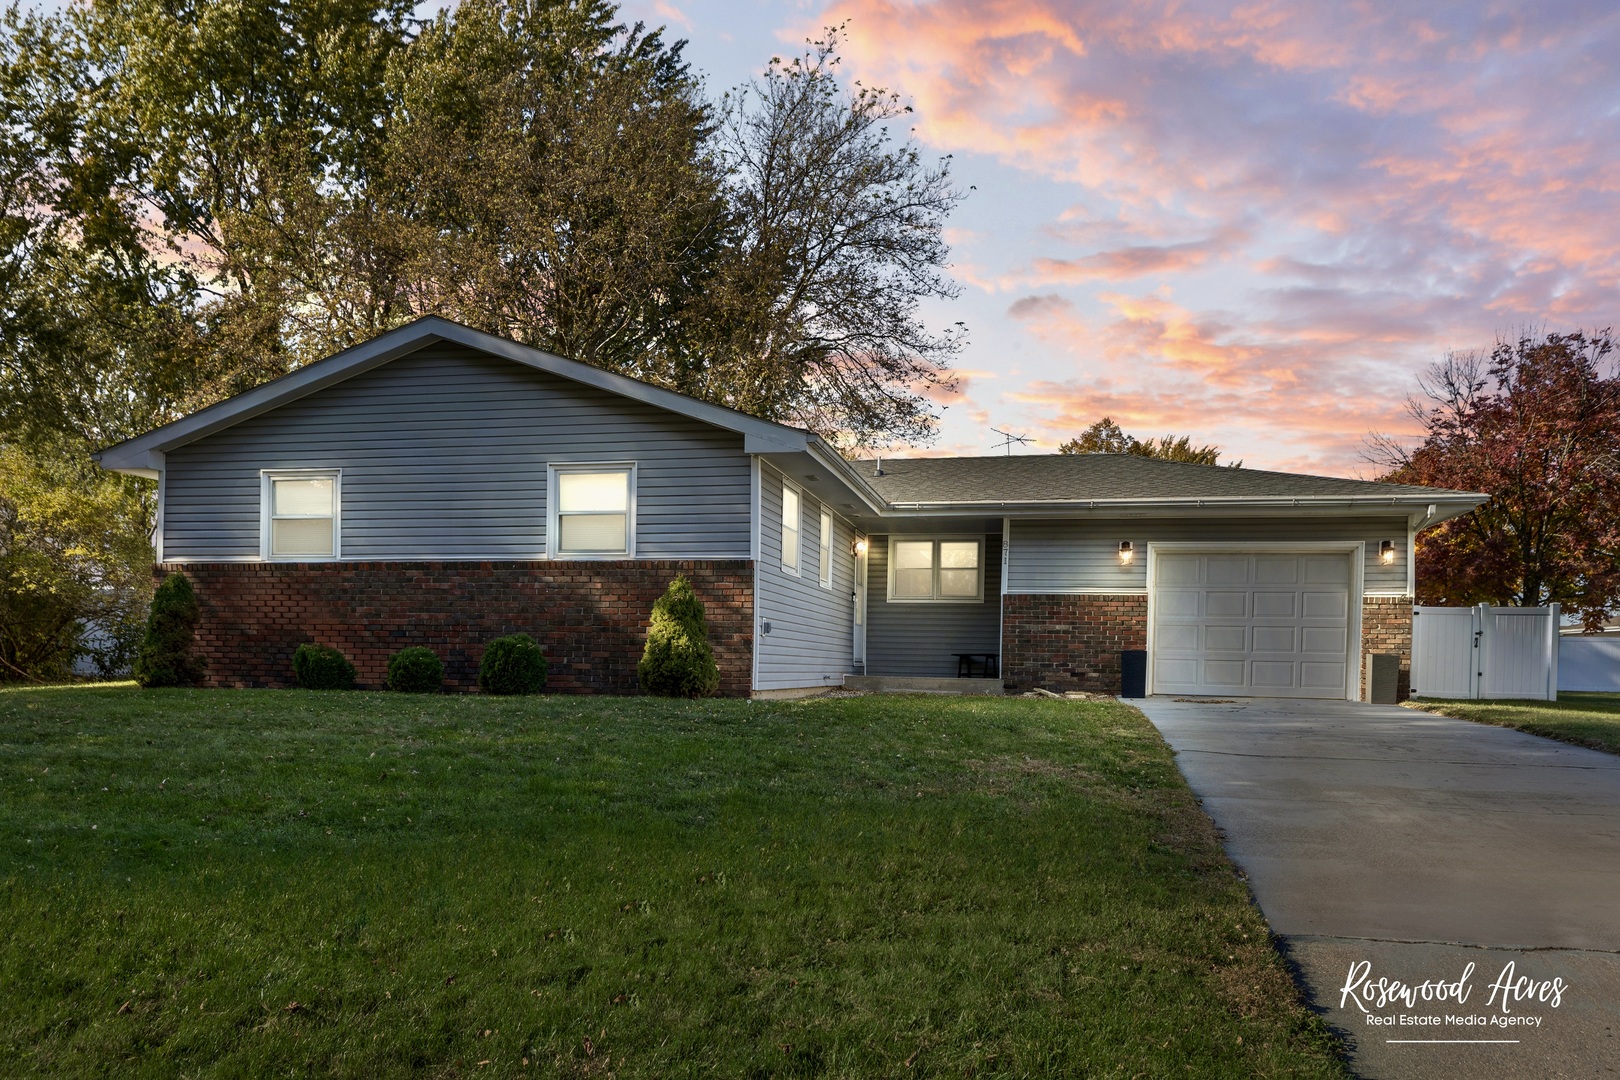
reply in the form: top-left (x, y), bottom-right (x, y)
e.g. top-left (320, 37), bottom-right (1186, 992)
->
top-left (850, 454), bottom-right (1471, 505)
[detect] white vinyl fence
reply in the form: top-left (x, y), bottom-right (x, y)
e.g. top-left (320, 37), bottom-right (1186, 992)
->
top-left (1410, 604), bottom-right (1560, 701)
top-left (1559, 635), bottom-right (1620, 692)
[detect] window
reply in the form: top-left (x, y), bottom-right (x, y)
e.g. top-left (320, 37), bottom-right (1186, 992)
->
top-left (549, 465), bottom-right (634, 557)
top-left (781, 482), bottom-right (801, 573)
top-left (262, 470), bottom-right (339, 559)
top-left (818, 510), bottom-right (833, 588)
top-left (887, 537), bottom-right (983, 602)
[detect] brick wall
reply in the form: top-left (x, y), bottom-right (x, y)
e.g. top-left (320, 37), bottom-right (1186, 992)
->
top-left (161, 561), bottom-right (754, 695)
top-left (1361, 596), bottom-right (1413, 701)
top-left (1002, 593), bottom-right (1148, 693)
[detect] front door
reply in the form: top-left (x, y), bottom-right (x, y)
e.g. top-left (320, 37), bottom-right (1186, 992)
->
top-left (853, 536), bottom-right (868, 671)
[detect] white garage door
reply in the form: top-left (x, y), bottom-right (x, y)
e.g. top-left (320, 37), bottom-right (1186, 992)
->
top-left (1151, 551), bottom-right (1353, 699)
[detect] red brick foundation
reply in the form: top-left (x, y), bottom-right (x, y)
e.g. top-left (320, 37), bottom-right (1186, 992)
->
top-left (161, 561), bottom-right (754, 695)
top-left (1361, 596), bottom-right (1413, 701)
top-left (1002, 594), bottom-right (1148, 693)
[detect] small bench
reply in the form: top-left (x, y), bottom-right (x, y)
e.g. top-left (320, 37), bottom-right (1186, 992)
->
top-left (953, 653), bottom-right (999, 679)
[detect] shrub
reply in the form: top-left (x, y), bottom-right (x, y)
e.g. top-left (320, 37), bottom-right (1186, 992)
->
top-left (479, 634), bottom-right (547, 695)
top-left (133, 573), bottom-right (204, 688)
top-left (293, 643), bottom-right (356, 690)
top-left (387, 646), bottom-right (444, 693)
top-left (638, 575), bottom-right (720, 698)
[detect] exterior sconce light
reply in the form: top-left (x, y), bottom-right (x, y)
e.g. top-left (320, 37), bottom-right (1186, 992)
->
top-left (1118, 541), bottom-right (1134, 564)
top-left (853, 537), bottom-right (869, 556)
top-left (1379, 540), bottom-right (1397, 564)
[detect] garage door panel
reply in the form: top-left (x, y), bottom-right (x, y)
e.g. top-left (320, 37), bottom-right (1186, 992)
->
top-left (1253, 625), bottom-right (1297, 652)
top-left (1252, 591), bottom-right (1298, 617)
top-left (1158, 589), bottom-right (1200, 616)
top-left (1151, 550), bottom-right (1353, 699)
top-left (1158, 556), bottom-right (1201, 584)
top-left (1303, 556), bottom-right (1351, 584)
top-left (1204, 624), bottom-right (1248, 652)
top-left (1251, 661), bottom-right (1298, 688)
top-left (1301, 662), bottom-right (1348, 689)
top-left (1254, 557), bottom-right (1300, 584)
top-left (1301, 626), bottom-right (1347, 654)
top-left (1302, 591), bottom-right (1348, 618)
top-left (1203, 660), bottom-right (1247, 686)
top-left (1157, 624), bottom-right (1199, 650)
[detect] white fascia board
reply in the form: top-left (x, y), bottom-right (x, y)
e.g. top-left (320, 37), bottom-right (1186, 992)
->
top-left (92, 316), bottom-right (817, 472)
top-left (878, 494), bottom-right (1486, 519)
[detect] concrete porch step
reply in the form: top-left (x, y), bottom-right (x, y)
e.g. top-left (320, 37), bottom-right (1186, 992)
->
top-left (844, 675), bottom-right (1005, 696)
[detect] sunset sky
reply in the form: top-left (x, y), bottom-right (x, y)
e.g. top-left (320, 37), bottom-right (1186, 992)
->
top-left (622, 0), bottom-right (1620, 474)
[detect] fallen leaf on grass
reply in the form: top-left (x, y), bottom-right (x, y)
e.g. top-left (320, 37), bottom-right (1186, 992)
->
top-left (116, 1001), bottom-right (131, 1015)
top-left (284, 1001), bottom-right (302, 1013)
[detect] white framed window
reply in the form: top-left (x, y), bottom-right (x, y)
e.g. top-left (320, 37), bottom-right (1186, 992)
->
top-left (818, 509), bottom-right (833, 589)
top-left (548, 463), bottom-right (635, 558)
top-left (261, 470), bottom-right (340, 560)
top-left (780, 481), bottom-right (801, 574)
top-left (887, 537), bottom-right (984, 602)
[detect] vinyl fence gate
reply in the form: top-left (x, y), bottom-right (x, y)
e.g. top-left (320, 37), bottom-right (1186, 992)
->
top-left (1410, 603), bottom-right (1560, 701)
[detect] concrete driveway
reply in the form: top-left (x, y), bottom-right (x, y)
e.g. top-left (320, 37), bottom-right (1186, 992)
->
top-left (1135, 697), bottom-right (1620, 1079)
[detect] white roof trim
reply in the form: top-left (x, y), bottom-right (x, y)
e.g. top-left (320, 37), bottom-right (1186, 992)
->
top-left (93, 317), bottom-right (815, 472)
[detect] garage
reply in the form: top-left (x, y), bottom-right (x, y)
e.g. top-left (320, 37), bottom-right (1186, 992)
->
top-left (1149, 548), bottom-right (1357, 699)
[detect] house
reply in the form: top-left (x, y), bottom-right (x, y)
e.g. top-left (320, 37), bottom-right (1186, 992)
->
top-left (93, 318), bottom-right (1486, 699)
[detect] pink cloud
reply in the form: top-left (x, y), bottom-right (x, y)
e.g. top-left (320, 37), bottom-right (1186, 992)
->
top-left (810, 0), bottom-right (1620, 472)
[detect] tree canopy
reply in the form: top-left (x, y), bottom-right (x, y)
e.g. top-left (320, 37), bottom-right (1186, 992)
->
top-left (0, 0), bottom-right (964, 680)
top-left (1058, 418), bottom-right (1232, 466)
top-left (1370, 330), bottom-right (1620, 629)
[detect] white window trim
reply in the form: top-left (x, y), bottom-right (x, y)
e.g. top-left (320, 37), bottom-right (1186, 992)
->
top-left (818, 509), bottom-right (834, 589)
top-left (780, 479), bottom-right (803, 576)
top-left (885, 535), bottom-right (985, 604)
top-left (546, 461), bottom-right (638, 560)
top-left (260, 468), bottom-right (342, 561)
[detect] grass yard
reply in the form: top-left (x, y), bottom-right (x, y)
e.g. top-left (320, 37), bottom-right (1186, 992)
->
top-left (0, 685), bottom-right (1345, 1079)
top-left (1406, 691), bottom-right (1620, 755)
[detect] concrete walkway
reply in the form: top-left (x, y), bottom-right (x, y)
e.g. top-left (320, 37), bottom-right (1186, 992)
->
top-left (1135, 697), bottom-right (1620, 1079)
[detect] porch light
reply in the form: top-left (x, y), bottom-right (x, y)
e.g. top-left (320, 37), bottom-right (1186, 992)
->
top-left (1380, 540), bottom-right (1397, 564)
top-left (1118, 541), bottom-right (1134, 564)
top-left (853, 537), bottom-right (868, 556)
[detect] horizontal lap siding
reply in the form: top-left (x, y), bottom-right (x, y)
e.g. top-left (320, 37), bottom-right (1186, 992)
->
top-left (754, 462), bottom-right (855, 690)
top-left (1005, 517), bottom-right (1411, 596)
top-left (866, 533), bottom-right (1002, 678)
top-left (163, 345), bottom-right (752, 561)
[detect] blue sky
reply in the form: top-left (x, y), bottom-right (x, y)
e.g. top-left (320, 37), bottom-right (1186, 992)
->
top-left (619, 0), bottom-right (1620, 474)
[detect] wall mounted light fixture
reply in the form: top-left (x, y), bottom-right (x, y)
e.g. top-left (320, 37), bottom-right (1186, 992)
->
top-left (1379, 540), bottom-right (1397, 564)
top-left (1118, 540), bottom-right (1134, 564)
top-left (853, 537), bottom-right (869, 557)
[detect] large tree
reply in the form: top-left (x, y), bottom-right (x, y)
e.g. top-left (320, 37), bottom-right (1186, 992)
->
top-left (1370, 331), bottom-right (1620, 629)
top-left (1059, 417), bottom-right (1232, 465)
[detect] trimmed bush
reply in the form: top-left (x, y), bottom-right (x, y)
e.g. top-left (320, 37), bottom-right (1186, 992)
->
top-left (387, 646), bottom-right (444, 693)
top-left (638, 575), bottom-right (720, 698)
top-left (133, 573), bottom-right (204, 688)
top-left (479, 634), bottom-right (547, 695)
top-left (293, 643), bottom-right (356, 690)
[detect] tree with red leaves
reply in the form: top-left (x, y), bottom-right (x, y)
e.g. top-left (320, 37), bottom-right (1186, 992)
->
top-left (1370, 331), bottom-right (1620, 630)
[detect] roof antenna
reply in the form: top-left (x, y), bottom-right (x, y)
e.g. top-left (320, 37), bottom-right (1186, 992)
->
top-left (990, 427), bottom-right (1033, 456)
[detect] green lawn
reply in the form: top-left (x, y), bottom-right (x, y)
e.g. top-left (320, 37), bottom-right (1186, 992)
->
top-left (1407, 691), bottom-right (1620, 755)
top-left (0, 685), bottom-right (1345, 1078)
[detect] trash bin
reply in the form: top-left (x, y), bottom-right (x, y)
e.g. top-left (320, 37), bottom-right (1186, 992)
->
top-left (1120, 649), bottom-right (1147, 698)
top-left (1365, 653), bottom-right (1400, 704)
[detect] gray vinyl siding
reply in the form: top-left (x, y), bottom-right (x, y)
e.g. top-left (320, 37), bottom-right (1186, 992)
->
top-left (754, 462), bottom-right (856, 691)
top-left (1005, 517), bottom-right (1412, 596)
top-left (866, 533), bottom-right (1003, 678)
top-left (162, 344), bottom-right (752, 561)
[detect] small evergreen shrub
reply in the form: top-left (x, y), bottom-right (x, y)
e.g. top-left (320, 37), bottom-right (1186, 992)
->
top-left (133, 573), bottom-right (204, 688)
top-left (638, 575), bottom-right (720, 698)
top-left (387, 646), bottom-right (444, 693)
top-left (479, 633), bottom-right (547, 695)
top-left (293, 643), bottom-right (356, 690)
